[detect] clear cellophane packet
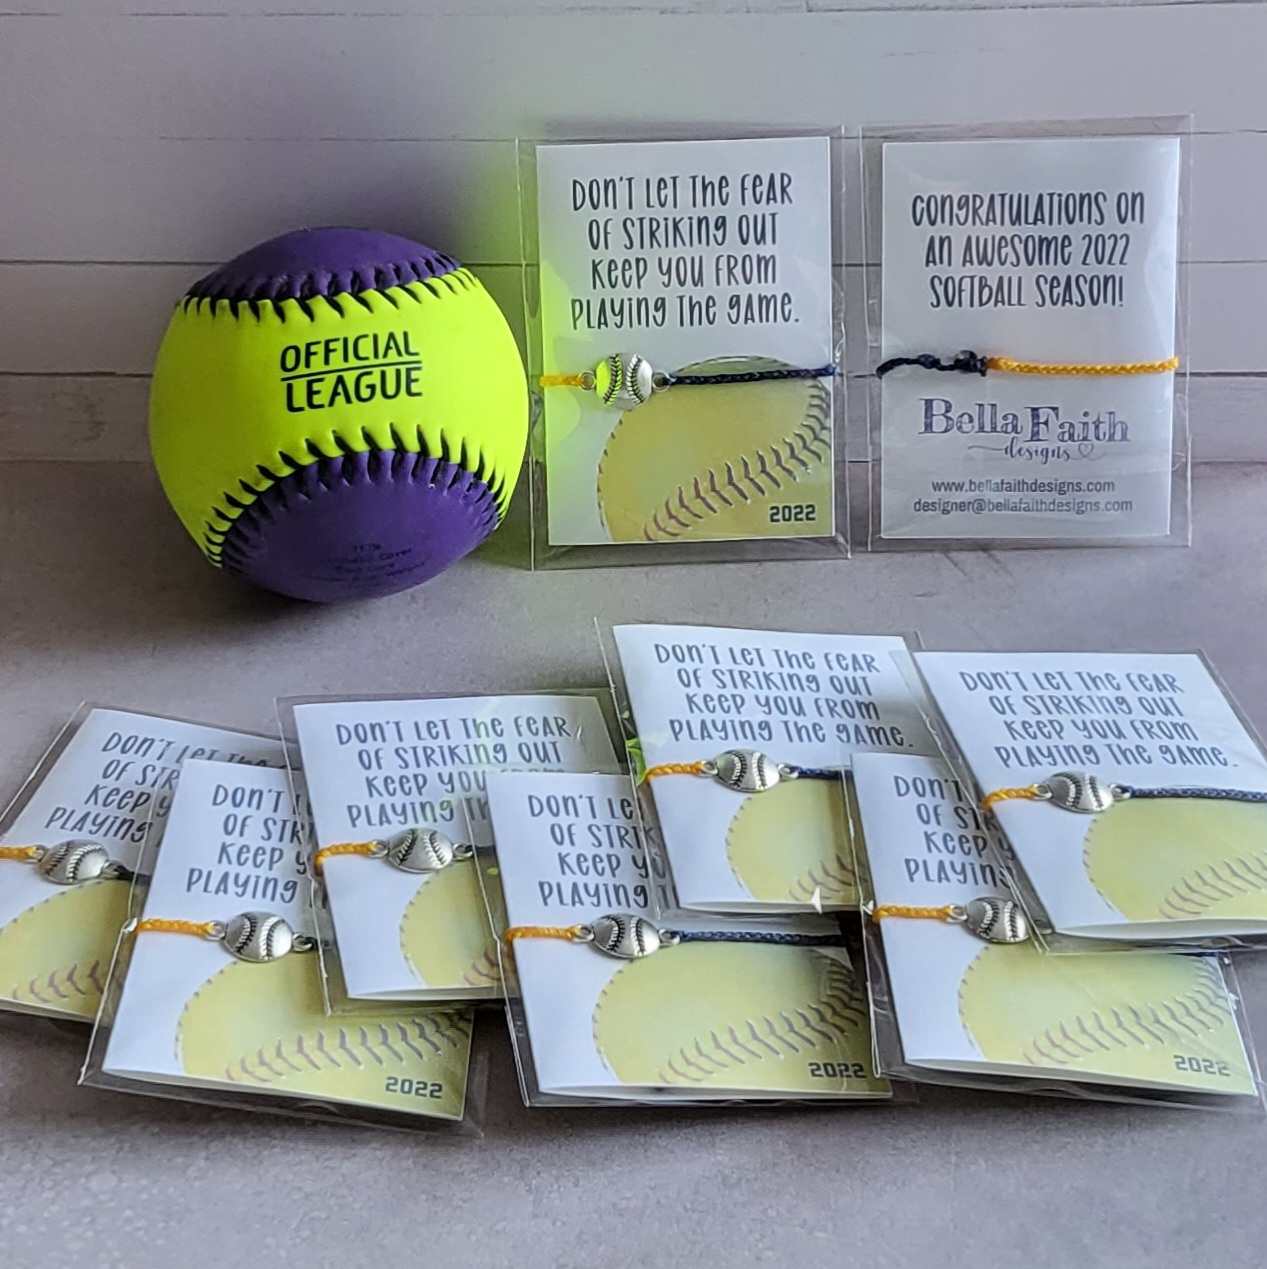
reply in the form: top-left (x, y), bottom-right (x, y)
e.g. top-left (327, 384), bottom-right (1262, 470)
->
top-left (851, 749), bottom-right (1262, 1113)
top-left (475, 768), bottom-right (902, 1108)
top-left (82, 757), bottom-right (486, 1136)
top-left (279, 690), bottom-right (619, 1011)
top-left (0, 704), bottom-right (282, 1024)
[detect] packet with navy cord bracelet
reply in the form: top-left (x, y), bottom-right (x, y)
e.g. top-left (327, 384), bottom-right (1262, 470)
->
top-left (521, 129), bottom-right (850, 569)
top-left (852, 750), bottom-right (1262, 1112)
top-left (862, 117), bottom-right (1192, 549)
top-left (279, 690), bottom-right (619, 1009)
top-left (0, 705), bottom-right (282, 1024)
top-left (82, 759), bottom-right (484, 1134)
top-left (475, 768), bottom-right (895, 1107)
top-left (602, 621), bottom-right (937, 917)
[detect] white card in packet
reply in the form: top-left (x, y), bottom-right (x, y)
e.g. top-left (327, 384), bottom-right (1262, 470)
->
top-left (852, 752), bottom-right (1258, 1101)
top-left (912, 652), bottom-right (1267, 945)
top-left (878, 135), bottom-right (1181, 542)
top-left (486, 770), bottom-right (890, 1103)
top-left (99, 760), bottom-right (473, 1122)
top-left (613, 624), bottom-right (935, 914)
top-left (536, 136), bottom-right (838, 547)
top-left (0, 706), bottom-right (281, 1021)
top-left (289, 694), bottom-right (617, 1001)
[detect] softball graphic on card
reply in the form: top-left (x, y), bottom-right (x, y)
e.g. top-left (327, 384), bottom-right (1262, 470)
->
top-left (0, 882), bottom-right (131, 1020)
top-left (1082, 798), bottom-right (1267, 924)
top-left (597, 358), bottom-right (833, 544)
top-left (725, 776), bottom-right (857, 909)
top-left (399, 862), bottom-right (501, 996)
top-left (592, 942), bottom-right (886, 1094)
top-left (958, 942), bottom-right (1256, 1093)
top-left (177, 952), bottom-right (472, 1118)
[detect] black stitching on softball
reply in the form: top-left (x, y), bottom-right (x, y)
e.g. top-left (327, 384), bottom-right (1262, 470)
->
top-left (633, 377), bottom-right (832, 541)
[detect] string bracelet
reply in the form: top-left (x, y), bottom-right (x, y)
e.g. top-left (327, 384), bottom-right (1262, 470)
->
top-left (642, 748), bottom-right (838, 794)
top-left (875, 351), bottom-right (1180, 380)
top-left (540, 352), bottom-right (836, 411)
top-left (131, 912), bottom-right (316, 963)
top-left (504, 913), bottom-right (845, 960)
top-left (0, 839), bottom-right (135, 885)
top-left (983, 771), bottom-right (1267, 816)
top-left (313, 827), bottom-right (474, 876)
top-left (871, 897), bottom-right (1029, 944)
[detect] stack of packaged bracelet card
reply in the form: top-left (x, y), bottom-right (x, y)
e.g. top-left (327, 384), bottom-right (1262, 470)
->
top-left (476, 770), bottom-right (893, 1105)
top-left (852, 753), bottom-right (1258, 1108)
top-left (0, 707), bottom-right (280, 1023)
top-left (2, 632), bottom-right (1265, 1127)
top-left (473, 623), bottom-right (937, 1105)
top-left (0, 706), bottom-right (487, 1134)
top-left (582, 624), bottom-right (1264, 1112)
top-left (845, 647), bottom-right (1267, 1111)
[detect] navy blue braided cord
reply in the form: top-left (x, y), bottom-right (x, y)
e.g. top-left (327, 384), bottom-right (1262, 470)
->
top-left (787, 764), bottom-right (839, 782)
top-left (875, 351), bottom-right (988, 379)
top-left (1119, 785), bottom-right (1267, 803)
top-left (664, 929), bottom-right (845, 947)
top-left (665, 363), bottom-right (837, 387)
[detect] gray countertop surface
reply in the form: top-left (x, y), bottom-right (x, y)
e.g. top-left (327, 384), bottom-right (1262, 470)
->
top-left (1, 458), bottom-right (1264, 1269)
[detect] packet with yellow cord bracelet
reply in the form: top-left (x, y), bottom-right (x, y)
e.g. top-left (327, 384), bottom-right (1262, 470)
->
top-left (605, 621), bottom-right (937, 917)
top-left (476, 768), bottom-right (895, 1107)
top-left (906, 648), bottom-right (1267, 952)
top-left (863, 118), bottom-right (1192, 548)
top-left (852, 750), bottom-right (1261, 1111)
top-left (82, 759), bottom-right (484, 1134)
top-left (522, 131), bottom-right (849, 569)
top-left (280, 690), bottom-right (618, 1009)
top-left (0, 704), bottom-right (281, 1025)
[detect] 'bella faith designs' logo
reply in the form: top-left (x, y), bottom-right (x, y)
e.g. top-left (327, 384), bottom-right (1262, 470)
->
top-left (920, 399), bottom-right (1129, 443)
top-left (280, 332), bottom-right (424, 414)
top-left (919, 397), bottom-right (1129, 465)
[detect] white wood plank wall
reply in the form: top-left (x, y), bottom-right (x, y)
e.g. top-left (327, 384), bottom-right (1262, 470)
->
top-left (1, 4), bottom-right (1263, 462)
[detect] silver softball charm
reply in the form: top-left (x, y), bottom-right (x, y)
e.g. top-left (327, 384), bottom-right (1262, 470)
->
top-left (593, 352), bottom-right (657, 410)
top-left (587, 913), bottom-right (664, 959)
top-left (958, 896), bottom-right (1030, 944)
top-left (35, 840), bottom-right (114, 885)
top-left (705, 749), bottom-right (783, 794)
top-left (381, 828), bottom-right (468, 874)
top-left (1041, 771), bottom-right (1117, 814)
top-left (220, 912), bottom-right (298, 963)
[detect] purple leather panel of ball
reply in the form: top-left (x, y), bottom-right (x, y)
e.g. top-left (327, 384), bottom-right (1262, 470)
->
top-left (190, 228), bottom-right (498, 604)
top-left (219, 451), bottom-right (501, 605)
top-left (186, 226), bottom-right (460, 305)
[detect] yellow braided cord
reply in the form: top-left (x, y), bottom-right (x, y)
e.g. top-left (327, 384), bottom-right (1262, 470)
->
top-left (504, 925), bottom-right (588, 945)
top-left (312, 841), bottom-right (378, 875)
top-left (0, 846), bottom-right (40, 862)
top-left (135, 918), bottom-right (219, 939)
top-left (981, 785), bottom-right (1046, 812)
top-left (871, 904), bottom-right (960, 925)
top-left (986, 355), bottom-right (1179, 377)
top-left (539, 374), bottom-right (591, 389)
top-left (642, 761), bottom-right (708, 782)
